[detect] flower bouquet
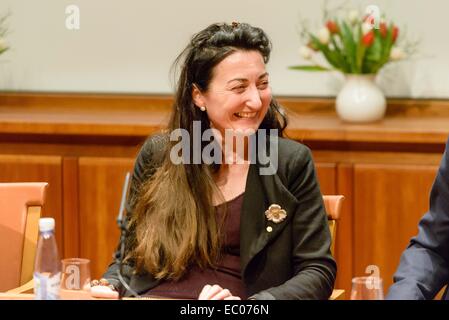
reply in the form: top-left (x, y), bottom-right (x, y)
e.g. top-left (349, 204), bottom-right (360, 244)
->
top-left (290, 5), bottom-right (417, 122)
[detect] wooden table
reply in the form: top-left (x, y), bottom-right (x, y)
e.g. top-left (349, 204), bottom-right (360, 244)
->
top-left (0, 290), bottom-right (94, 300)
top-left (0, 290), bottom-right (346, 300)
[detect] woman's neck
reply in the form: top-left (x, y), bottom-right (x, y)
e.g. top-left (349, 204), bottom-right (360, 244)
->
top-left (212, 162), bottom-right (250, 205)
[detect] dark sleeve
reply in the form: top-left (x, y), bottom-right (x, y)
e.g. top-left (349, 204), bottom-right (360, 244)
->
top-left (253, 145), bottom-right (337, 300)
top-left (101, 134), bottom-right (167, 293)
top-left (387, 139), bottom-right (449, 300)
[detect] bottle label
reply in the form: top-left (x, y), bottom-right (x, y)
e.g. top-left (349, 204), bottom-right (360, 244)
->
top-left (34, 272), bottom-right (61, 300)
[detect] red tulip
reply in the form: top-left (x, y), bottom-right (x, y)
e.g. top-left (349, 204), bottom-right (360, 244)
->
top-left (379, 22), bottom-right (387, 38)
top-left (392, 26), bottom-right (399, 43)
top-left (326, 20), bottom-right (339, 34)
top-left (362, 31), bottom-right (375, 47)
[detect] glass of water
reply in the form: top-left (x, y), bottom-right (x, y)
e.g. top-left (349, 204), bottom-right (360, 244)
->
top-left (60, 258), bottom-right (91, 299)
top-left (350, 276), bottom-right (384, 300)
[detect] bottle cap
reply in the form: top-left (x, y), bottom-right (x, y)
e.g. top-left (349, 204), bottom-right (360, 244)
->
top-left (39, 217), bottom-right (55, 232)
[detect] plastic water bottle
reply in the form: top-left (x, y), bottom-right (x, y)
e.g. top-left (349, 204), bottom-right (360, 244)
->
top-left (33, 217), bottom-right (61, 300)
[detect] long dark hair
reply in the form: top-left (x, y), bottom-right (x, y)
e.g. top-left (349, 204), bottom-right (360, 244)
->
top-left (129, 22), bottom-right (287, 280)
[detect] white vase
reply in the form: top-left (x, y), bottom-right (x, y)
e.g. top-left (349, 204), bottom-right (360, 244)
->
top-left (335, 74), bottom-right (386, 123)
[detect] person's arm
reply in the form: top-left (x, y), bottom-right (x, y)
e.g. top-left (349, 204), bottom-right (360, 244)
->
top-left (100, 134), bottom-right (167, 295)
top-left (251, 145), bottom-right (337, 300)
top-left (387, 140), bottom-right (449, 300)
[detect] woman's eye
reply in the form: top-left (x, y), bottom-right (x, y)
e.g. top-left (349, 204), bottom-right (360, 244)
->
top-left (257, 81), bottom-right (269, 89)
top-left (232, 82), bottom-right (269, 93)
top-left (232, 86), bottom-right (246, 92)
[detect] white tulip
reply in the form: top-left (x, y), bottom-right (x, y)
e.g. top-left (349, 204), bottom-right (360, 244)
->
top-left (299, 46), bottom-right (313, 60)
top-left (390, 47), bottom-right (406, 61)
top-left (318, 27), bottom-right (330, 45)
top-left (362, 22), bottom-right (373, 35)
top-left (348, 10), bottom-right (359, 25)
top-left (0, 37), bottom-right (7, 51)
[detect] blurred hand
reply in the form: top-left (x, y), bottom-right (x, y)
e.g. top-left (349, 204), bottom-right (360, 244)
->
top-left (90, 278), bottom-right (119, 299)
top-left (198, 284), bottom-right (241, 300)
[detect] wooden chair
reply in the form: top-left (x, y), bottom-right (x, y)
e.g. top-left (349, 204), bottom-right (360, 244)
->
top-left (0, 182), bottom-right (48, 293)
top-left (323, 195), bottom-right (345, 300)
top-left (323, 195), bottom-right (345, 256)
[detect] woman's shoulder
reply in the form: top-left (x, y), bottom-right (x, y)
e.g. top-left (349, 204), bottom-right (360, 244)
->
top-left (272, 136), bottom-right (314, 180)
top-left (277, 136), bottom-right (310, 154)
top-left (276, 137), bottom-right (312, 163)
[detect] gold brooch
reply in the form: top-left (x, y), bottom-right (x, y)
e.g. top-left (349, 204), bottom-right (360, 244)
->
top-left (265, 204), bottom-right (287, 224)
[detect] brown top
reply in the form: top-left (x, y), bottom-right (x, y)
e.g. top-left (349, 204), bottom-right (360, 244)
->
top-left (144, 193), bottom-right (246, 299)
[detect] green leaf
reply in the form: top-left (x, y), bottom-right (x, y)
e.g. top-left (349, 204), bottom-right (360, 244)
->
top-left (362, 61), bottom-right (377, 74)
top-left (289, 65), bottom-right (333, 71)
top-left (330, 33), bottom-right (350, 72)
top-left (355, 24), bottom-right (366, 73)
top-left (309, 34), bottom-right (344, 72)
top-left (371, 23), bottom-right (395, 73)
top-left (367, 33), bottom-right (383, 60)
top-left (339, 21), bottom-right (357, 73)
top-left (363, 35), bottom-right (382, 73)
top-left (382, 24), bottom-right (395, 60)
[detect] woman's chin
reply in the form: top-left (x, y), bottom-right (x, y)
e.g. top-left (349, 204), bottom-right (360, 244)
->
top-left (228, 126), bottom-right (258, 136)
top-left (229, 120), bottom-right (261, 134)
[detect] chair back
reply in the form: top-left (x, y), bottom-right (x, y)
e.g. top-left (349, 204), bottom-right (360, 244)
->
top-left (323, 195), bottom-right (345, 256)
top-left (0, 183), bottom-right (48, 291)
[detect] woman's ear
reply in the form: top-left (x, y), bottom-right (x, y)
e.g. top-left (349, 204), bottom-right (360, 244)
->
top-left (192, 84), bottom-right (206, 110)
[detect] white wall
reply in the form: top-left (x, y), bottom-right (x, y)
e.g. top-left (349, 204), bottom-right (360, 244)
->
top-left (0, 0), bottom-right (447, 98)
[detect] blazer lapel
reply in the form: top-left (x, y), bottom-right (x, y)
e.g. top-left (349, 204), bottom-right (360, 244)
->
top-left (240, 161), bottom-right (299, 278)
top-left (240, 163), bottom-right (267, 275)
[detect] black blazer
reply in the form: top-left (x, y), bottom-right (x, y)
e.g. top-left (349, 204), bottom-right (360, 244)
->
top-left (387, 138), bottom-right (449, 300)
top-left (103, 134), bottom-right (337, 299)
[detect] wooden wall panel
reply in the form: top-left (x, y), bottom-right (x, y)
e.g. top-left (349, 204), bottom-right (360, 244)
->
top-left (353, 164), bottom-right (439, 293)
top-left (0, 155), bottom-right (63, 254)
top-left (316, 162), bottom-right (351, 293)
top-left (62, 157), bottom-right (80, 259)
top-left (315, 163), bottom-right (337, 195)
top-left (335, 164), bottom-right (354, 295)
top-left (316, 162), bottom-right (354, 293)
top-left (78, 157), bottom-right (135, 280)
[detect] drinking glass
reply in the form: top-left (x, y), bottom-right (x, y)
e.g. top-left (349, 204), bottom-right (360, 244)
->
top-left (60, 258), bottom-right (91, 299)
top-left (350, 276), bottom-right (384, 300)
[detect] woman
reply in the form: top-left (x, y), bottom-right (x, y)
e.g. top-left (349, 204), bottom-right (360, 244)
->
top-left (96, 22), bottom-right (336, 300)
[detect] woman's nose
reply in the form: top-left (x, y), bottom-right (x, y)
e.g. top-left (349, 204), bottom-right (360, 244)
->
top-left (245, 85), bottom-right (262, 109)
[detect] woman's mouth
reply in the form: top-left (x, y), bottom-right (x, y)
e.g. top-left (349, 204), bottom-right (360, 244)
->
top-left (234, 112), bottom-right (257, 119)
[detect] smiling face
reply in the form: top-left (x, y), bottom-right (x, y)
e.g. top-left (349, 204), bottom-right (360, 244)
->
top-left (192, 50), bottom-right (272, 136)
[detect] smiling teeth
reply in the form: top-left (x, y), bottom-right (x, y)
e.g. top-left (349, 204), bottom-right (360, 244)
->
top-left (235, 112), bottom-right (256, 118)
